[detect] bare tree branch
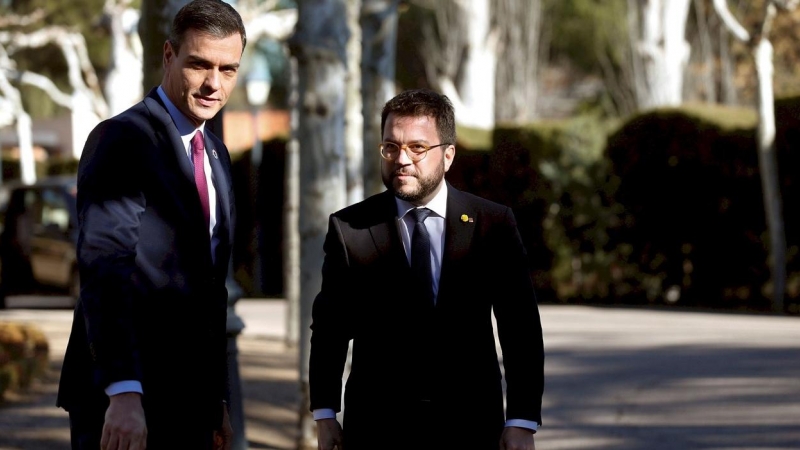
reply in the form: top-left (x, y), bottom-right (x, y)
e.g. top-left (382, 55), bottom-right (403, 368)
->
top-left (9, 69), bottom-right (73, 108)
top-left (246, 9), bottom-right (298, 42)
top-left (0, 8), bottom-right (45, 27)
top-left (712, 0), bottom-right (750, 42)
top-left (0, 26), bottom-right (109, 118)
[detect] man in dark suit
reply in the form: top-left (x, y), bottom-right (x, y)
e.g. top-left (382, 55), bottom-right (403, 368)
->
top-left (56, 1), bottom-right (245, 449)
top-left (309, 89), bottom-right (545, 450)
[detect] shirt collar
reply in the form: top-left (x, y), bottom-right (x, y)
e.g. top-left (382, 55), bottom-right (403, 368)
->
top-left (395, 182), bottom-right (448, 219)
top-left (156, 86), bottom-right (205, 138)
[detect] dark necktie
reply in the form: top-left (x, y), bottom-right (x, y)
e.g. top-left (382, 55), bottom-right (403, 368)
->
top-left (408, 207), bottom-right (434, 305)
top-left (191, 130), bottom-right (210, 229)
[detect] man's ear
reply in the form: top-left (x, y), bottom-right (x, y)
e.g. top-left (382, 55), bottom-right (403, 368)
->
top-left (443, 144), bottom-right (456, 172)
top-left (163, 41), bottom-right (174, 69)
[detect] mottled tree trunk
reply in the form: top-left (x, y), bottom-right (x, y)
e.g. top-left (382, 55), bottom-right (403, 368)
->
top-left (419, 0), bottom-right (495, 129)
top-left (104, 0), bottom-right (143, 116)
top-left (290, 0), bottom-right (349, 447)
top-left (494, 0), bottom-right (541, 124)
top-left (632, 0), bottom-right (692, 108)
top-left (360, 0), bottom-right (398, 196)
top-left (346, 0), bottom-right (364, 205)
top-left (284, 56), bottom-right (301, 348)
top-left (712, 0), bottom-right (791, 312)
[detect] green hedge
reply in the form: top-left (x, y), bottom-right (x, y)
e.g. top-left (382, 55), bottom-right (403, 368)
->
top-left (448, 99), bottom-right (800, 312)
top-left (606, 104), bottom-right (765, 308)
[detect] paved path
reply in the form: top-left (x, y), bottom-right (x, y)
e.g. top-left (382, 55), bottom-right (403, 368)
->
top-left (1, 301), bottom-right (799, 449)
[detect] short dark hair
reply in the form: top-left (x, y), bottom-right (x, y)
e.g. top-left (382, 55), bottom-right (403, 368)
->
top-left (381, 89), bottom-right (456, 146)
top-left (169, 0), bottom-right (247, 55)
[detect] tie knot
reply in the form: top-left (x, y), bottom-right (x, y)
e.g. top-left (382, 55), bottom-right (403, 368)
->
top-left (191, 130), bottom-right (204, 155)
top-left (408, 207), bottom-right (431, 224)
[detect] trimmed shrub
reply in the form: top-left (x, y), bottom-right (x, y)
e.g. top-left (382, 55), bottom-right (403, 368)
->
top-left (0, 322), bottom-right (50, 399)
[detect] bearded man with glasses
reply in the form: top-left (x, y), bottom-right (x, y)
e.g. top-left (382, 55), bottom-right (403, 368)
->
top-left (308, 89), bottom-right (545, 450)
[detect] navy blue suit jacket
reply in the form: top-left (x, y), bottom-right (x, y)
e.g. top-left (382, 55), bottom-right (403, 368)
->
top-left (57, 88), bottom-right (235, 430)
top-left (309, 184), bottom-right (544, 449)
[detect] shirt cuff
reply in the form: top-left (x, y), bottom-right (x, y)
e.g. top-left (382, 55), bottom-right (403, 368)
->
top-left (312, 408), bottom-right (337, 420)
top-left (505, 419), bottom-right (538, 432)
top-left (105, 380), bottom-right (143, 397)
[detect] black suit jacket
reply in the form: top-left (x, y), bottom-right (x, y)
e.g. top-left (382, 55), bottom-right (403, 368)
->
top-left (57, 88), bottom-right (235, 431)
top-left (309, 184), bottom-right (544, 448)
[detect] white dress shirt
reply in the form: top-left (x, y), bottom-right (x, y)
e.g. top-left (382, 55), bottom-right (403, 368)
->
top-left (313, 183), bottom-right (538, 432)
top-left (105, 86), bottom-right (219, 397)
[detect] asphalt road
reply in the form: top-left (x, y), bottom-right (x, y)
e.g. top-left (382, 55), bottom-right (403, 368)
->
top-left (1, 300), bottom-right (799, 449)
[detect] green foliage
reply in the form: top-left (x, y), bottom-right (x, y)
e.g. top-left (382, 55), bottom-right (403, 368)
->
top-left (543, 0), bottom-right (628, 73)
top-left (606, 105), bottom-right (762, 307)
top-left (448, 99), bottom-right (800, 312)
top-left (455, 125), bottom-right (493, 151)
top-left (448, 114), bottom-right (618, 301)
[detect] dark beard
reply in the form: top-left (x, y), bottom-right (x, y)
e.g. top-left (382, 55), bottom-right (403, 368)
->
top-left (383, 157), bottom-right (445, 203)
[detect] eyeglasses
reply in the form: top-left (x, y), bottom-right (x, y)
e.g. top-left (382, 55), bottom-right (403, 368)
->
top-left (379, 142), bottom-right (450, 162)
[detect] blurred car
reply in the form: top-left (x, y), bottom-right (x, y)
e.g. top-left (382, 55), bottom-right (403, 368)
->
top-left (0, 176), bottom-right (79, 308)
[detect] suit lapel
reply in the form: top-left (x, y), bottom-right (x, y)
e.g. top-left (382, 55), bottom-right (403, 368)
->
top-left (438, 184), bottom-right (476, 305)
top-left (142, 91), bottom-right (196, 186)
top-left (205, 134), bottom-right (233, 243)
top-left (368, 191), bottom-right (408, 267)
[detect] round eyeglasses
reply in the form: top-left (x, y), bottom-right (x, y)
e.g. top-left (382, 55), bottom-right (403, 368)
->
top-left (379, 142), bottom-right (451, 162)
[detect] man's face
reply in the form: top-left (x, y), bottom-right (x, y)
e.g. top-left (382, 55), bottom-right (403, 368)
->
top-left (162, 29), bottom-right (242, 127)
top-left (381, 113), bottom-right (455, 205)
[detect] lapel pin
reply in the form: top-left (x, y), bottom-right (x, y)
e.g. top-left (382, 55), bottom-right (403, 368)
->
top-left (461, 214), bottom-right (473, 223)
top-left (212, 149), bottom-right (218, 159)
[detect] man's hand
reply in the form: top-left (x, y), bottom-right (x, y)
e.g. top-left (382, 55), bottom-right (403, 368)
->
top-left (101, 392), bottom-right (147, 450)
top-left (213, 403), bottom-right (233, 450)
top-left (499, 426), bottom-right (535, 450)
top-left (316, 418), bottom-right (343, 450)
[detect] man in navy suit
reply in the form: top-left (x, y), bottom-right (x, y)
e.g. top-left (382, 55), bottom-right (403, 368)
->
top-left (56, 1), bottom-right (245, 449)
top-left (309, 89), bottom-right (545, 450)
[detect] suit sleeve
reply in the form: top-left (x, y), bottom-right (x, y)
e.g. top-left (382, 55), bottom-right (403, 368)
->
top-left (308, 215), bottom-right (354, 413)
top-left (76, 119), bottom-right (147, 390)
top-left (492, 207), bottom-right (545, 425)
top-left (220, 142), bottom-right (235, 408)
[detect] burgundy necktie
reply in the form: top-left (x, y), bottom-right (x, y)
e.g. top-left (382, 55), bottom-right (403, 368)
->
top-left (191, 130), bottom-right (210, 229)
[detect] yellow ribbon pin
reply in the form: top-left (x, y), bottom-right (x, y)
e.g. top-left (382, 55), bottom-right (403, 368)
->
top-left (460, 214), bottom-right (469, 223)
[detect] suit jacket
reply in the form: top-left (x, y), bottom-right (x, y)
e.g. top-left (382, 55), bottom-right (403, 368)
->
top-left (309, 184), bottom-right (544, 448)
top-left (57, 88), bottom-right (235, 432)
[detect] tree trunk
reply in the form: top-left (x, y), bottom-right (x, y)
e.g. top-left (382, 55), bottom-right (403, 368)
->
top-left (346, 0), bottom-right (364, 206)
top-left (0, 48), bottom-right (35, 184)
top-left (418, 0), bottom-right (495, 129)
top-left (753, 27), bottom-right (785, 313)
top-left (17, 111), bottom-right (35, 184)
top-left (139, 0), bottom-right (186, 94)
top-left (634, 0), bottom-right (692, 108)
top-left (289, 1), bottom-right (349, 447)
top-left (360, 0), bottom-right (399, 196)
top-left (438, 0), bottom-right (495, 129)
top-left (712, 0), bottom-right (788, 312)
top-left (494, 0), bottom-right (541, 124)
top-left (284, 56), bottom-right (301, 348)
top-left (104, 1), bottom-right (143, 116)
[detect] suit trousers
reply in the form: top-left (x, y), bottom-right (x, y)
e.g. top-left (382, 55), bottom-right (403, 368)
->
top-left (342, 399), bottom-right (503, 450)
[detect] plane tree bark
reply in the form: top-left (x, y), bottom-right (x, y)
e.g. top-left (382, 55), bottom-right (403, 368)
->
top-left (288, 0), bottom-right (349, 447)
top-left (712, 0), bottom-right (798, 312)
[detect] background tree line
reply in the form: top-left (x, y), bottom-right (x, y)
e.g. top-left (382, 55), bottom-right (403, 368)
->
top-left (1, 2), bottom-right (799, 447)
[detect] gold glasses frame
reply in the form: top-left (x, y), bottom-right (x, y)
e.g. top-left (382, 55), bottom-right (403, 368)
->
top-left (379, 142), bottom-right (451, 162)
